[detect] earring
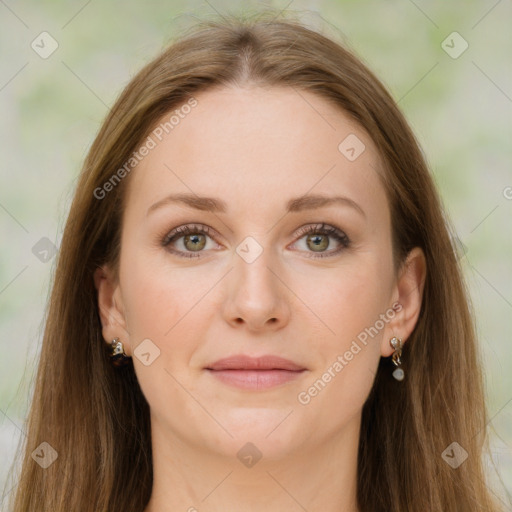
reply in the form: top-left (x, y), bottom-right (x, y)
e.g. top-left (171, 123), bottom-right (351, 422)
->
top-left (108, 337), bottom-right (131, 367)
top-left (389, 336), bottom-right (404, 381)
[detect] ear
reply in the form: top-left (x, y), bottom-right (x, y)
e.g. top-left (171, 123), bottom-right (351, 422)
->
top-left (381, 247), bottom-right (427, 357)
top-left (93, 265), bottom-right (131, 355)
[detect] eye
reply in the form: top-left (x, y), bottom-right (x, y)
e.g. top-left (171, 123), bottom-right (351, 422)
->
top-left (289, 223), bottom-right (351, 259)
top-left (161, 222), bottom-right (351, 259)
top-left (161, 224), bottom-right (219, 259)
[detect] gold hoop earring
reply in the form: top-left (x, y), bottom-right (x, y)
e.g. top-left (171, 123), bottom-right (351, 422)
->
top-left (390, 336), bottom-right (404, 381)
top-left (108, 337), bottom-right (131, 367)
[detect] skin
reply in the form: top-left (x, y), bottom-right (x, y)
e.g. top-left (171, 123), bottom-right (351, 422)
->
top-left (94, 85), bottom-right (426, 512)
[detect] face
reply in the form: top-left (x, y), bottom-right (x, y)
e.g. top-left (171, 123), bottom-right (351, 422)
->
top-left (95, 85), bottom-right (424, 461)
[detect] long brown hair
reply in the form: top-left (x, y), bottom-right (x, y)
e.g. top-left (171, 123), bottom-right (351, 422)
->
top-left (6, 11), bottom-right (506, 512)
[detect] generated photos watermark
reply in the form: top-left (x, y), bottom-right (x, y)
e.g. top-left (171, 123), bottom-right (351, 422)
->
top-left (93, 97), bottom-right (198, 200)
top-left (297, 301), bottom-right (402, 405)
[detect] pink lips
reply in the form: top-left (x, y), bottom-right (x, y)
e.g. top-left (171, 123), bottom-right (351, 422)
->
top-left (205, 355), bottom-right (307, 390)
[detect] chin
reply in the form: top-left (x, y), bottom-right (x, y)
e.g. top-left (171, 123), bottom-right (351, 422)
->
top-left (205, 407), bottom-right (307, 457)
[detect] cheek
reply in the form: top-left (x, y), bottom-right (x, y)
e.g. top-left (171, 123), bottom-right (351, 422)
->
top-left (308, 256), bottom-right (391, 348)
top-left (293, 258), bottom-right (391, 430)
top-left (119, 252), bottom-right (211, 426)
top-left (120, 245), bottom-right (202, 339)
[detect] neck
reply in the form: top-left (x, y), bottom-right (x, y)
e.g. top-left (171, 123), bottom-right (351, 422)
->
top-left (143, 413), bottom-right (361, 512)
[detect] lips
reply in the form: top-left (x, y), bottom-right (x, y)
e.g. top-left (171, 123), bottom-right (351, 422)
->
top-left (205, 355), bottom-right (307, 390)
top-left (205, 354), bottom-right (306, 371)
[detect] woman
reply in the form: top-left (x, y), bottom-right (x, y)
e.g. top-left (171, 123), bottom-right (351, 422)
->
top-left (7, 12), bottom-right (505, 512)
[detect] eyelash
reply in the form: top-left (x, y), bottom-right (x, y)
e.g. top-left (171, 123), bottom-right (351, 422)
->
top-left (161, 223), bottom-right (351, 259)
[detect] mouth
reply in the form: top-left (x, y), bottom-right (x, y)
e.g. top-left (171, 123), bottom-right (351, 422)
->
top-left (205, 354), bottom-right (307, 391)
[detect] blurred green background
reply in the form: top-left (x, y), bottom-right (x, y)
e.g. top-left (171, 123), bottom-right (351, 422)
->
top-left (1, 0), bottom-right (511, 507)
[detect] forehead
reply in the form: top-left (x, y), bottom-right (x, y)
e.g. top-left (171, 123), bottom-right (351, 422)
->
top-left (124, 86), bottom-right (387, 221)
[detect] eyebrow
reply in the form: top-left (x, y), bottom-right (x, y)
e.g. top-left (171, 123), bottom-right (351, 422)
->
top-left (146, 192), bottom-right (366, 218)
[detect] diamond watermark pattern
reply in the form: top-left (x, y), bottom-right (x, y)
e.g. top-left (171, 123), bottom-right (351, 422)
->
top-left (237, 442), bottom-right (263, 468)
top-left (134, 338), bottom-right (161, 366)
top-left (31, 32), bottom-right (59, 59)
top-left (31, 442), bottom-right (58, 469)
top-left (441, 32), bottom-right (468, 59)
top-left (32, 237), bottom-right (58, 263)
top-left (338, 134), bottom-right (366, 161)
top-left (236, 236), bottom-right (263, 264)
top-left (441, 441), bottom-right (469, 468)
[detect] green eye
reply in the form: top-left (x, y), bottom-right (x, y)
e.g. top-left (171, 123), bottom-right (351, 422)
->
top-left (162, 222), bottom-right (350, 259)
top-left (291, 223), bottom-right (351, 259)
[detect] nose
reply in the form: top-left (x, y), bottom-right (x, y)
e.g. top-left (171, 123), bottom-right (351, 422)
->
top-left (221, 247), bottom-right (291, 332)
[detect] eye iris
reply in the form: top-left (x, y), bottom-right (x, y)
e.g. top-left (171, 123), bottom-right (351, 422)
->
top-left (184, 234), bottom-right (206, 251)
top-left (307, 233), bottom-right (329, 251)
